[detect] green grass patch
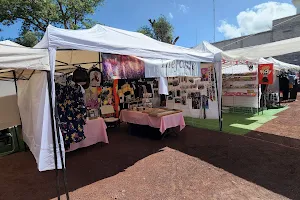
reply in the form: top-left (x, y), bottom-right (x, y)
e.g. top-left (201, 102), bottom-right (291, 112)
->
top-left (185, 106), bottom-right (288, 135)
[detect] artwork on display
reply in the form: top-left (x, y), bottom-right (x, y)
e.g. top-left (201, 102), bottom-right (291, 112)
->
top-left (102, 53), bottom-right (145, 80)
top-left (173, 79), bottom-right (180, 87)
top-left (176, 90), bottom-right (181, 97)
top-left (85, 87), bottom-right (99, 109)
top-left (100, 80), bottom-right (115, 106)
top-left (89, 69), bottom-right (102, 87)
top-left (201, 68), bottom-right (209, 81)
top-left (202, 95), bottom-right (209, 109)
top-left (258, 64), bottom-right (274, 84)
top-left (181, 96), bottom-right (187, 105)
top-left (166, 73), bottom-right (218, 119)
top-left (192, 92), bottom-right (201, 109)
top-left (175, 98), bottom-right (181, 104)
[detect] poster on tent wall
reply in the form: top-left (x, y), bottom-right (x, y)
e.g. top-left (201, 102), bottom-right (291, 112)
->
top-left (166, 63), bottom-right (219, 119)
top-left (102, 53), bottom-right (145, 80)
top-left (258, 64), bottom-right (274, 85)
top-left (144, 59), bottom-right (201, 78)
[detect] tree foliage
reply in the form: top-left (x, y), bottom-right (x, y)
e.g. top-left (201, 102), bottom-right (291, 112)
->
top-left (15, 31), bottom-right (41, 47)
top-left (0, 0), bottom-right (104, 46)
top-left (137, 15), bottom-right (179, 45)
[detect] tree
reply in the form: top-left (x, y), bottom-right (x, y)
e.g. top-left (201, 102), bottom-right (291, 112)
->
top-left (137, 15), bottom-right (179, 45)
top-left (0, 0), bottom-right (104, 46)
top-left (15, 31), bottom-right (40, 47)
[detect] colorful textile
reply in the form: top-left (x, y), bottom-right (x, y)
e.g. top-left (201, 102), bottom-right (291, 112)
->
top-left (56, 83), bottom-right (87, 150)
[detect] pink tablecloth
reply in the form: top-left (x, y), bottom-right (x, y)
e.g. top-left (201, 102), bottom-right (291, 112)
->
top-left (67, 117), bottom-right (109, 152)
top-left (119, 110), bottom-right (185, 133)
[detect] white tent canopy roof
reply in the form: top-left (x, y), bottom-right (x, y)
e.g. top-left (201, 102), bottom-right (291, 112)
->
top-left (193, 41), bottom-right (261, 63)
top-left (35, 25), bottom-right (214, 62)
top-left (194, 41), bottom-right (300, 71)
top-left (225, 36), bottom-right (300, 59)
top-left (0, 40), bottom-right (49, 71)
top-left (267, 57), bottom-right (300, 71)
top-left (0, 40), bottom-right (50, 80)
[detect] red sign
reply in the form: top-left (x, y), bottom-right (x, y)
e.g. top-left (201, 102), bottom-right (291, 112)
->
top-left (258, 64), bottom-right (274, 84)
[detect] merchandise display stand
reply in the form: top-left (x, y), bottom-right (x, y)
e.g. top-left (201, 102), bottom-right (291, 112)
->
top-left (222, 70), bottom-right (260, 114)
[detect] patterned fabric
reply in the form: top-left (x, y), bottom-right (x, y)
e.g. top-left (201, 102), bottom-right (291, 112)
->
top-left (56, 83), bottom-right (87, 150)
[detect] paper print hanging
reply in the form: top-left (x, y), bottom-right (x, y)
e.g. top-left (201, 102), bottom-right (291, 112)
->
top-left (258, 64), bottom-right (274, 84)
top-left (85, 87), bottom-right (99, 109)
top-left (201, 68), bottom-right (209, 81)
top-left (89, 68), bottom-right (102, 87)
top-left (192, 92), bottom-right (201, 109)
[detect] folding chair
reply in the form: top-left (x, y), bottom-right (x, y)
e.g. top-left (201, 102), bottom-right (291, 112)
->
top-left (100, 105), bottom-right (120, 128)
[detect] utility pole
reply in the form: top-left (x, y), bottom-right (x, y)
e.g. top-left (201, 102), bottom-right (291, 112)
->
top-left (213, 0), bottom-right (216, 42)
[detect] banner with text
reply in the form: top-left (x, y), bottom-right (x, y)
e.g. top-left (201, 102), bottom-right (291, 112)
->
top-left (103, 54), bottom-right (202, 80)
top-left (144, 58), bottom-right (201, 78)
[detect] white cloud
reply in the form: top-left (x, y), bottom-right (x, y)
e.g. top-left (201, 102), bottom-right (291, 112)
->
top-left (178, 4), bottom-right (189, 13)
top-left (169, 12), bottom-right (174, 19)
top-left (218, 2), bottom-right (296, 39)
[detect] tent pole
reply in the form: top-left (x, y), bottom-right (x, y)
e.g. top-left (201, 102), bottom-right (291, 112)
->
top-left (98, 52), bottom-right (101, 70)
top-left (54, 97), bottom-right (70, 200)
top-left (278, 75), bottom-right (281, 107)
top-left (47, 71), bottom-right (61, 200)
top-left (47, 72), bottom-right (70, 200)
top-left (214, 64), bottom-right (222, 131)
top-left (12, 71), bottom-right (21, 151)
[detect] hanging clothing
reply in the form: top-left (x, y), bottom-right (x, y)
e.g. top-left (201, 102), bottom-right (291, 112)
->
top-left (279, 77), bottom-right (289, 101)
top-left (56, 83), bottom-right (87, 150)
top-left (290, 80), bottom-right (298, 100)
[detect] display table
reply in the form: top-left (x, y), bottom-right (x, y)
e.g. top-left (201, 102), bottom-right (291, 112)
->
top-left (119, 110), bottom-right (185, 134)
top-left (67, 117), bottom-right (109, 152)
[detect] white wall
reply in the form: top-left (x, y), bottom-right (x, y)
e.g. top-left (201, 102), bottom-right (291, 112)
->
top-left (0, 81), bottom-right (16, 97)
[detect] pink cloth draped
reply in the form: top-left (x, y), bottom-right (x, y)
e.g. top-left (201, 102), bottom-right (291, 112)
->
top-left (120, 110), bottom-right (185, 133)
top-left (67, 117), bottom-right (109, 152)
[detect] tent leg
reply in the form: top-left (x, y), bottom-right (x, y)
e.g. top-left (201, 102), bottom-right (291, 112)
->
top-left (47, 71), bottom-right (61, 200)
top-left (54, 98), bottom-right (70, 200)
top-left (47, 71), bottom-right (70, 200)
top-left (13, 71), bottom-right (23, 151)
top-left (214, 64), bottom-right (222, 132)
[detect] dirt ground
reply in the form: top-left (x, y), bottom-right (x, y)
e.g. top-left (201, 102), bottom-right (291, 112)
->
top-left (1, 98), bottom-right (300, 200)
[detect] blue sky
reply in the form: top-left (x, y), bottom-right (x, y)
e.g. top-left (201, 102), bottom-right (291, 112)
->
top-left (0, 0), bottom-right (295, 47)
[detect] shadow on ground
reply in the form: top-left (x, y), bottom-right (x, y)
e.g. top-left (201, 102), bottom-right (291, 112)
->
top-left (1, 123), bottom-right (300, 200)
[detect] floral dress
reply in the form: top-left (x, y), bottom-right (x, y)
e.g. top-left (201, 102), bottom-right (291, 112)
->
top-left (56, 83), bottom-right (87, 150)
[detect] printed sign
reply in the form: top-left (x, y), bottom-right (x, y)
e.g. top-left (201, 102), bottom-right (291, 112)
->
top-left (258, 64), bottom-right (274, 84)
top-left (144, 58), bottom-right (201, 78)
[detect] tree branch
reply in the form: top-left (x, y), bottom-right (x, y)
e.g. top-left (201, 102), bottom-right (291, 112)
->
top-left (57, 0), bottom-right (68, 29)
top-left (19, 16), bottom-right (47, 32)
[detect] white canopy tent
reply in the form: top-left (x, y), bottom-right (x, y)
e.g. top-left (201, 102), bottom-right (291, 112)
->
top-left (193, 41), bottom-right (262, 65)
top-left (194, 40), bottom-right (300, 114)
top-left (0, 41), bottom-right (62, 173)
top-left (33, 24), bottom-right (221, 172)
